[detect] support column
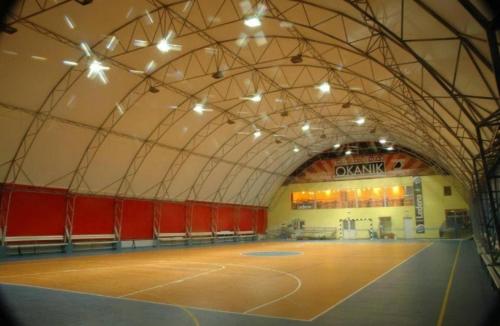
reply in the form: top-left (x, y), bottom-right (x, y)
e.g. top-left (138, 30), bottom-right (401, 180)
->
top-left (153, 201), bottom-right (162, 247)
top-left (0, 185), bottom-right (13, 257)
top-left (114, 198), bottom-right (124, 250)
top-left (64, 194), bottom-right (76, 254)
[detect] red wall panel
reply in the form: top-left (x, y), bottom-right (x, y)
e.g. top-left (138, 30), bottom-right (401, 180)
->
top-left (239, 208), bottom-right (254, 231)
top-left (73, 196), bottom-right (114, 235)
top-left (121, 200), bottom-right (153, 240)
top-left (160, 202), bottom-right (186, 233)
top-left (7, 190), bottom-right (66, 236)
top-left (257, 209), bottom-right (267, 234)
top-left (191, 204), bottom-right (212, 232)
top-left (217, 206), bottom-right (235, 231)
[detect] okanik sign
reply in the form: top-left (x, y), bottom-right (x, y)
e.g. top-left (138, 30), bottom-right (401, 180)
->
top-left (335, 161), bottom-right (385, 179)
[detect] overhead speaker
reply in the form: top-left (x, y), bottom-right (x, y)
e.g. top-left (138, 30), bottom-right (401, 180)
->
top-left (212, 70), bottom-right (224, 79)
top-left (149, 86), bottom-right (160, 94)
top-left (342, 101), bottom-right (351, 108)
top-left (280, 111), bottom-right (288, 117)
top-left (75, 0), bottom-right (93, 5)
top-left (227, 118), bottom-right (235, 125)
top-left (0, 24), bottom-right (17, 34)
top-left (290, 54), bottom-right (303, 64)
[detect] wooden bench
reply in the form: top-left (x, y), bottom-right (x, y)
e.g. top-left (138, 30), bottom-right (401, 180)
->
top-left (5, 235), bottom-right (67, 255)
top-left (237, 230), bottom-right (256, 240)
top-left (157, 232), bottom-right (188, 243)
top-left (189, 231), bottom-right (214, 242)
top-left (215, 230), bottom-right (236, 242)
top-left (71, 234), bottom-right (118, 248)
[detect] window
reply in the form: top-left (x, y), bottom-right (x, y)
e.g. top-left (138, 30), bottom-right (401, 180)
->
top-left (444, 186), bottom-right (452, 196)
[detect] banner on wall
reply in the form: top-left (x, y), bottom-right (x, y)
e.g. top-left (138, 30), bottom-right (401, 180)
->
top-left (413, 176), bottom-right (425, 233)
top-left (335, 161), bottom-right (385, 179)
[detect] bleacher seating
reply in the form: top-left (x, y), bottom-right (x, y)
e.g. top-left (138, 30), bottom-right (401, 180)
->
top-left (71, 234), bottom-right (118, 249)
top-left (157, 232), bottom-right (188, 244)
top-left (189, 231), bottom-right (214, 243)
top-left (237, 230), bottom-right (256, 241)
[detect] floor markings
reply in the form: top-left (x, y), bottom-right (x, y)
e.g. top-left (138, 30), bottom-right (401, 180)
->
top-left (309, 242), bottom-right (434, 321)
top-left (436, 240), bottom-right (462, 326)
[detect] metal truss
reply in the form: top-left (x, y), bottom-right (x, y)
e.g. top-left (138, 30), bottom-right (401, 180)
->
top-left (1, 0), bottom-right (498, 209)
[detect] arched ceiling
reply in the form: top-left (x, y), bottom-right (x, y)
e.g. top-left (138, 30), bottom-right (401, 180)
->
top-left (0, 0), bottom-right (498, 206)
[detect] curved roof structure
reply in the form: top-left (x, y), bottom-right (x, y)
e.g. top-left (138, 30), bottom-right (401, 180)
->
top-left (0, 0), bottom-right (498, 206)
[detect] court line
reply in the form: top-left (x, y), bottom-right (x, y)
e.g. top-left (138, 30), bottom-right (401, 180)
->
top-left (178, 306), bottom-right (201, 326)
top-left (0, 282), bottom-right (308, 322)
top-left (436, 240), bottom-right (462, 326)
top-left (309, 242), bottom-right (434, 321)
top-left (119, 264), bottom-right (226, 298)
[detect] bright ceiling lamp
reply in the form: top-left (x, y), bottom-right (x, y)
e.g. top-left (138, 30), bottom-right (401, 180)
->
top-left (355, 117), bottom-right (365, 125)
top-left (379, 138), bottom-right (387, 144)
top-left (253, 129), bottom-right (262, 138)
top-left (156, 31), bottom-right (182, 53)
top-left (345, 149), bottom-right (352, 155)
top-left (87, 59), bottom-right (110, 84)
top-left (249, 93), bottom-right (262, 102)
top-left (333, 143), bottom-right (341, 149)
top-left (293, 146), bottom-right (300, 153)
top-left (317, 82), bottom-right (330, 93)
top-left (386, 146), bottom-right (394, 151)
top-left (244, 16), bottom-right (261, 27)
top-left (301, 122), bottom-right (310, 132)
top-left (193, 103), bottom-right (205, 114)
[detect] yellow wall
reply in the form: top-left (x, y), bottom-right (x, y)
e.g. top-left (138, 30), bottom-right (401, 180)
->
top-left (267, 175), bottom-right (469, 239)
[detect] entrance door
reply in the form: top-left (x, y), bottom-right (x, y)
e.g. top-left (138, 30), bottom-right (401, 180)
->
top-left (403, 217), bottom-right (414, 239)
top-left (343, 219), bottom-right (356, 239)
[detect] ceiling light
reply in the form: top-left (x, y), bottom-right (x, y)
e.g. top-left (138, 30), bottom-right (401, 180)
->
top-left (301, 122), bottom-right (310, 132)
top-left (386, 146), bottom-right (394, 151)
top-left (212, 70), bottom-right (224, 79)
top-left (355, 117), bottom-right (365, 125)
top-left (345, 149), bottom-right (352, 155)
top-left (250, 93), bottom-right (262, 102)
top-left (318, 82), bottom-right (330, 93)
top-left (379, 138), bottom-right (387, 144)
top-left (333, 143), bottom-right (341, 149)
top-left (80, 42), bottom-right (92, 57)
top-left (290, 54), bottom-right (303, 64)
top-left (87, 59), bottom-right (109, 84)
top-left (193, 103), bottom-right (205, 114)
top-left (253, 129), bottom-right (262, 138)
top-left (244, 16), bottom-right (261, 28)
top-left (63, 60), bottom-right (78, 66)
top-left (293, 146), bottom-right (300, 153)
top-left (133, 39), bottom-right (149, 47)
top-left (64, 16), bottom-right (75, 29)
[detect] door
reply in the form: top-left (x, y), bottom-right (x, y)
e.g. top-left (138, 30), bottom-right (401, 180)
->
top-left (343, 219), bottom-right (356, 239)
top-left (403, 217), bottom-right (414, 239)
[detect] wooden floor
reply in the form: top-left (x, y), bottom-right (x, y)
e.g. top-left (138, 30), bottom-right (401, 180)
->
top-left (0, 241), bottom-right (429, 321)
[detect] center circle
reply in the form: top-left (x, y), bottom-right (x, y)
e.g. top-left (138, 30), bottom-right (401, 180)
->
top-left (242, 251), bottom-right (302, 257)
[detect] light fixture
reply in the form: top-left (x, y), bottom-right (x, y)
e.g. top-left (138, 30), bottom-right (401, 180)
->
top-left (293, 146), bottom-right (300, 153)
top-left (249, 93), bottom-right (262, 102)
top-left (193, 103), bottom-right (205, 114)
top-left (212, 70), bottom-right (224, 79)
top-left (301, 122), bottom-right (310, 132)
top-left (290, 54), bottom-right (303, 63)
top-left (80, 42), bottom-right (92, 57)
top-left (355, 117), bottom-right (365, 125)
top-left (386, 146), bottom-right (394, 151)
top-left (333, 143), bottom-right (341, 149)
top-left (345, 149), bottom-right (352, 155)
top-left (156, 31), bottom-right (182, 53)
top-left (253, 129), bottom-right (262, 138)
top-left (63, 60), bottom-right (78, 66)
top-left (244, 16), bottom-right (261, 28)
top-left (379, 138), bottom-right (387, 144)
top-left (87, 59), bottom-right (110, 84)
top-left (317, 82), bottom-right (330, 93)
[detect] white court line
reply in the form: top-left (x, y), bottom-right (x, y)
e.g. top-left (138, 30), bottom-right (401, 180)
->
top-left (218, 263), bottom-right (302, 314)
top-left (119, 264), bottom-right (226, 298)
top-left (308, 242), bottom-right (434, 321)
